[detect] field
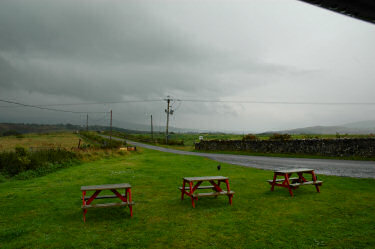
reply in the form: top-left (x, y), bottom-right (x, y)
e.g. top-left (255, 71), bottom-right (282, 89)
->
top-left (0, 132), bottom-right (81, 152)
top-left (0, 133), bottom-right (374, 248)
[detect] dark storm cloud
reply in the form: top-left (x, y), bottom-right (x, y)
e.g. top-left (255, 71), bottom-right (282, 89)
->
top-left (0, 0), bottom-right (303, 103)
top-left (1, 0), bottom-right (374, 132)
top-left (0, 0), bottom-right (230, 102)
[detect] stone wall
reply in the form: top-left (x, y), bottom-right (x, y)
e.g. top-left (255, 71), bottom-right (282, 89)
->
top-left (195, 138), bottom-right (375, 157)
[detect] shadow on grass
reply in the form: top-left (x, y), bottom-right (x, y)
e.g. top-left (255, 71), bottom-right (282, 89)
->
top-left (0, 226), bottom-right (30, 243)
top-left (263, 187), bottom-right (323, 198)
top-left (77, 207), bottom-right (133, 223)
top-left (177, 196), bottom-right (234, 210)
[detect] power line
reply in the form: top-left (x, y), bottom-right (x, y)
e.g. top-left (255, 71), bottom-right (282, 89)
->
top-left (0, 99), bottom-right (108, 114)
top-left (177, 99), bottom-right (375, 106)
top-left (0, 99), bottom-right (163, 108)
top-left (2, 97), bottom-right (375, 107)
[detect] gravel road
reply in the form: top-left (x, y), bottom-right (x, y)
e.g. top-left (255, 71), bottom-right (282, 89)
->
top-left (109, 136), bottom-right (375, 179)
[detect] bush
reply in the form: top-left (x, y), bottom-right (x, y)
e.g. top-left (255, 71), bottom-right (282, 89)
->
top-left (2, 130), bottom-right (21, 136)
top-left (0, 173), bottom-right (7, 183)
top-left (105, 131), bottom-right (184, 146)
top-left (0, 147), bottom-right (77, 177)
top-left (79, 131), bottom-right (125, 149)
top-left (303, 135), bottom-right (318, 140)
top-left (242, 134), bottom-right (258, 141)
top-left (269, 133), bottom-right (292, 141)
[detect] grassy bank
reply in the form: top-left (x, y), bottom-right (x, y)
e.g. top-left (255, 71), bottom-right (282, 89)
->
top-left (0, 148), bottom-right (374, 248)
top-left (0, 132), bottom-right (131, 180)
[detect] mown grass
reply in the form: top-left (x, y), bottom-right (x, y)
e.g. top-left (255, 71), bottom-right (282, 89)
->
top-left (0, 148), bottom-right (374, 248)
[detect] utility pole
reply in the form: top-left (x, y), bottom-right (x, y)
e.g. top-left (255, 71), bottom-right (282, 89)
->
top-left (86, 114), bottom-right (88, 132)
top-left (151, 114), bottom-right (154, 141)
top-left (110, 109), bottom-right (112, 145)
top-left (164, 96), bottom-right (174, 144)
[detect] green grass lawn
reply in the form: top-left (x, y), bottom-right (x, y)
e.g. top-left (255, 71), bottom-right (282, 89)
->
top-left (1, 148), bottom-right (374, 248)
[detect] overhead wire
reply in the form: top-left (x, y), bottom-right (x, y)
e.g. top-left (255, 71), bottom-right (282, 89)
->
top-left (2, 97), bottom-right (375, 108)
top-left (0, 99), bottom-right (163, 108)
top-left (177, 99), bottom-right (375, 105)
top-left (0, 98), bottom-right (108, 114)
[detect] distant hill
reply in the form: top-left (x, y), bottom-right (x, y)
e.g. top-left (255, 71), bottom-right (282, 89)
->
top-left (0, 121), bottom-right (204, 136)
top-left (0, 123), bottom-right (146, 135)
top-left (260, 120), bottom-right (375, 135)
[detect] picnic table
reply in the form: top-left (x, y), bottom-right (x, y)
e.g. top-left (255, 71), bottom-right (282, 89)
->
top-left (267, 168), bottom-right (323, 196)
top-left (180, 176), bottom-right (235, 208)
top-left (81, 183), bottom-right (134, 222)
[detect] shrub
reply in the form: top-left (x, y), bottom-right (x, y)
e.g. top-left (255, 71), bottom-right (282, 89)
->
top-left (2, 130), bottom-right (21, 136)
top-left (303, 135), bottom-right (316, 140)
top-left (269, 133), bottom-right (292, 141)
top-left (242, 134), bottom-right (258, 141)
top-left (105, 131), bottom-right (184, 146)
top-left (0, 173), bottom-right (7, 183)
top-left (0, 147), bottom-right (77, 177)
top-left (79, 131), bottom-right (124, 149)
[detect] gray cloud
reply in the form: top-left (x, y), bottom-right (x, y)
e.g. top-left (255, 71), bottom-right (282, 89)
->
top-left (1, 0), bottom-right (375, 132)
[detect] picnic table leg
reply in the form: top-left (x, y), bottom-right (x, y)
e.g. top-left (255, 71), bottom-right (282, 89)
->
top-left (225, 179), bottom-right (232, 205)
top-left (285, 174), bottom-right (294, 197)
top-left (127, 188), bottom-right (133, 217)
top-left (270, 173), bottom-right (277, 191)
top-left (311, 171), bottom-right (320, 193)
top-left (297, 172), bottom-right (307, 183)
top-left (189, 181), bottom-right (195, 208)
top-left (82, 191), bottom-right (87, 222)
top-left (181, 179), bottom-right (186, 200)
top-left (215, 180), bottom-right (221, 198)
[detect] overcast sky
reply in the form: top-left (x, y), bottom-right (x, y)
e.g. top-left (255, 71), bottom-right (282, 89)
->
top-left (1, 0), bottom-right (375, 133)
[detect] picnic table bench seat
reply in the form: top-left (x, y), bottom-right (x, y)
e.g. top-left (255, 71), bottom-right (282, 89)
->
top-left (81, 194), bottom-right (126, 200)
top-left (82, 202), bottom-right (135, 209)
top-left (266, 177), bottom-right (299, 183)
top-left (193, 191), bottom-right (235, 198)
top-left (178, 185), bottom-right (216, 190)
top-left (289, 180), bottom-right (323, 187)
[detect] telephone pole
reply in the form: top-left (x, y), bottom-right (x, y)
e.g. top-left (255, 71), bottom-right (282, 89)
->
top-left (164, 96), bottom-right (174, 144)
top-left (86, 114), bottom-right (88, 132)
top-left (110, 109), bottom-right (112, 145)
top-left (151, 114), bottom-right (154, 141)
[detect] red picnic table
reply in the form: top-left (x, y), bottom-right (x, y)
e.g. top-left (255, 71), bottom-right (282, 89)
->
top-left (267, 168), bottom-right (323, 196)
top-left (180, 176), bottom-right (235, 208)
top-left (81, 183), bottom-right (134, 222)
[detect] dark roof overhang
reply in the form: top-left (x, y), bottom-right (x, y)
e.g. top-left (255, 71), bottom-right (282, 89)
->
top-left (299, 0), bottom-right (375, 24)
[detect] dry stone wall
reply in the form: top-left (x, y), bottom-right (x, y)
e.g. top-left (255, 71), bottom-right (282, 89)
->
top-left (195, 138), bottom-right (375, 157)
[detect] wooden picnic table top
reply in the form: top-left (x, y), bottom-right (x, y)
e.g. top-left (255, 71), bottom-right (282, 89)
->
top-left (183, 176), bottom-right (228, 182)
top-left (274, 168), bottom-right (315, 174)
top-left (81, 183), bottom-right (131, 191)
